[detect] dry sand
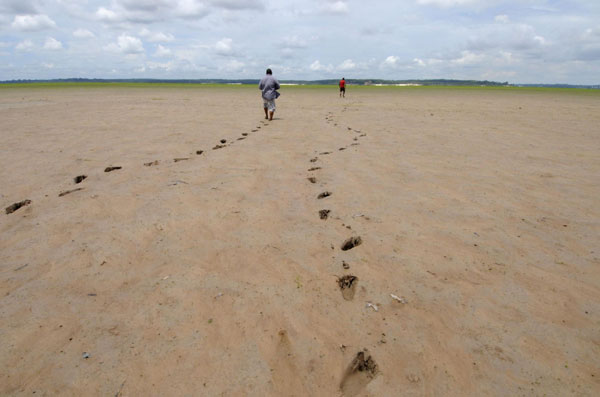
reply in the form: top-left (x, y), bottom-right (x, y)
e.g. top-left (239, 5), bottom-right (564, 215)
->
top-left (1, 85), bottom-right (599, 396)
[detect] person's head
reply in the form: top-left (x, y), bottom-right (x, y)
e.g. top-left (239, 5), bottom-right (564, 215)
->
top-left (342, 77), bottom-right (345, 80)
top-left (266, 68), bottom-right (272, 75)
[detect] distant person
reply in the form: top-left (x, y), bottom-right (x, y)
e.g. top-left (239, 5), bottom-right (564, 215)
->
top-left (339, 77), bottom-right (346, 97)
top-left (259, 68), bottom-right (280, 121)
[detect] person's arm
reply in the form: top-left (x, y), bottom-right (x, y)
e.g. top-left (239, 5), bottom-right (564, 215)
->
top-left (274, 79), bottom-right (280, 90)
top-left (259, 78), bottom-right (264, 90)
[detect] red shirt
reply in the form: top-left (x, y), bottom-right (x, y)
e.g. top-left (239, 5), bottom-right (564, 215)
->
top-left (339, 80), bottom-right (346, 88)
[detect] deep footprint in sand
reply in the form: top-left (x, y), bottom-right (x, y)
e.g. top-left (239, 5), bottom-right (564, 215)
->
top-left (242, 133), bottom-right (248, 136)
top-left (310, 157), bottom-right (318, 163)
top-left (74, 175), bottom-right (87, 184)
top-left (213, 144), bottom-right (226, 150)
top-left (337, 275), bottom-right (358, 300)
top-left (5, 199), bottom-right (32, 214)
top-left (144, 160), bottom-right (159, 166)
top-left (174, 158), bottom-right (190, 162)
top-left (341, 236), bottom-right (362, 251)
top-left (319, 209), bottom-right (330, 219)
top-left (320, 151), bottom-right (331, 155)
top-left (196, 150), bottom-right (204, 155)
top-left (308, 167), bottom-right (321, 172)
top-left (317, 191), bottom-right (332, 199)
top-left (340, 350), bottom-right (379, 396)
top-left (104, 166), bottom-right (122, 172)
top-left (307, 177), bottom-right (317, 184)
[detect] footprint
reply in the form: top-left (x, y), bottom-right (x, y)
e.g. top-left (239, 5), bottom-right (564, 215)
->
top-left (310, 157), bottom-right (318, 163)
top-left (341, 236), bottom-right (362, 251)
top-left (308, 167), bottom-right (321, 172)
top-left (213, 144), bottom-right (226, 150)
top-left (242, 133), bottom-right (248, 136)
top-left (59, 187), bottom-right (84, 197)
top-left (5, 199), bottom-right (31, 214)
top-left (342, 261), bottom-right (350, 270)
top-left (307, 177), bottom-right (317, 184)
top-left (340, 350), bottom-right (378, 396)
top-left (319, 209), bottom-right (330, 219)
top-left (271, 330), bottom-right (307, 394)
top-left (220, 139), bottom-right (227, 144)
top-left (104, 166), bottom-right (122, 172)
top-left (144, 160), bottom-right (159, 166)
top-left (196, 150), bottom-right (204, 155)
top-left (337, 275), bottom-right (358, 301)
top-left (351, 143), bottom-right (359, 146)
top-left (320, 152), bottom-right (331, 155)
top-left (317, 191), bottom-right (332, 199)
top-left (74, 175), bottom-right (87, 184)
top-left (174, 158), bottom-right (189, 162)
top-left (339, 147), bottom-right (346, 151)
top-left (237, 137), bottom-right (246, 141)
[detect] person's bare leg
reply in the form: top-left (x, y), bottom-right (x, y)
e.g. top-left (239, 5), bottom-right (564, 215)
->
top-left (264, 107), bottom-right (268, 119)
top-left (269, 111), bottom-right (274, 121)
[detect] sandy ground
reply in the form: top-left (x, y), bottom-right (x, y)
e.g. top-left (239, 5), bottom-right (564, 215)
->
top-left (1, 85), bottom-right (599, 396)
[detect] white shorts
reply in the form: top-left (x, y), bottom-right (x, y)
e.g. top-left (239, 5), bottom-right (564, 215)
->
top-left (263, 99), bottom-right (276, 112)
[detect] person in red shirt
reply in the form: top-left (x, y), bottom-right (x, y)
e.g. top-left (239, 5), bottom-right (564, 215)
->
top-left (339, 77), bottom-right (346, 98)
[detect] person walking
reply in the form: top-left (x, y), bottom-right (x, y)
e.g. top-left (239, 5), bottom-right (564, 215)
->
top-left (339, 77), bottom-right (346, 98)
top-left (259, 68), bottom-right (280, 121)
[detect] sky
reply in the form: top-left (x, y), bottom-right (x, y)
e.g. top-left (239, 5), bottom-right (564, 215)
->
top-left (0, 0), bottom-right (599, 84)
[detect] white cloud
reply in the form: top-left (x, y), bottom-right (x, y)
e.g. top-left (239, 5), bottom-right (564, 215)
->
top-left (42, 62), bottom-right (54, 69)
top-left (221, 59), bottom-right (245, 72)
top-left (451, 50), bottom-right (485, 65)
top-left (11, 14), bottom-right (56, 31)
top-left (15, 40), bottom-right (34, 51)
top-left (310, 60), bottom-right (333, 72)
top-left (417, 0), bottom-right (481, 7)
top-left (154, 44), bottom-right (171, 57)
top-left (414, 58), bottom-right (426, 66)
top-left (140, 28), bottom-right (175, 43)
top-left (43, 37), bottom-right (63, 50)
top-left (96, 7), bottom-right (121, 22)
top-left (209, 0), bottom-right (264, 10)
top-left (214, 38), bottom-right (233, 55)
top-left (147, 61), bottom-right (175, 71)
top-left (173, 0), bottom-right (209, 18)
top-left (382, 55), bottom-right (400, 68)
top-left (280, 35), bottom-right (308, 49)
top-left (321, 1), bottom-right (349, 15)
top-left (495, 14), bottom-right (509, 23)
top-left (73, 29), bottom-right (95, 39)
top-left (105, 34), bottom-right (145, 54)
top-left (338, 59), bottom-right (356, 70)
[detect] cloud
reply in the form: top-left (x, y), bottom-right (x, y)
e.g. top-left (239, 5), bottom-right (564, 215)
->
top-left (214, 38), bottom-right (233, 55)
top-left (382, 55), bottom-right (400, 68)
top-left (16, 40), bottom-right (34, 51)
top-left (96, 7), bottom-right (121, 23)
top-left (11, 14), bottom-right (56, 31)
top-left (321, 1), bottom-right (349, 15)
top-left (147, 60), bottom-right (175, 71)
top-left (42, 62), bottom-right (54, 69)
top-left (43, 37), bottom-right (63, 50)
top-left (221, 59), bottom-right (245, 72)
top-left (154, 44), bottom-right (171, 57)
top-left (73, 29), bottom-right (95, 39)
top-left (0, 0), bottom-right (40, 14)
top-left (105, 34), bottom-right (145, 54)
top-left (280, 35), bottom-right (308, 49)
top-left (209, 0), bottom-right (265, 10)
top-left (414, 58), bottom-right (426, 66)
top-left (338, 59), bottom-right (356, 70)
top-left (451, 50), bottom-right (484, 65)
top-left (417, 0), bottom-right (481, 7)
top-left (140, 28), bottom-right (175, 43)
top-left (310, 60), bottom-right (333, 72)
top-left (495, 14), bottom-right (509, 23)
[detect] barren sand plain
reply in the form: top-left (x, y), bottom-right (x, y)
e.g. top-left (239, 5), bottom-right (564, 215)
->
top-left (1, 84), bottom-right (599, 396)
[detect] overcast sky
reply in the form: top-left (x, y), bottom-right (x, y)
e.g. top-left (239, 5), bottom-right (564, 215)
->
top-left (1, 0), bottom-right (599, 83)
